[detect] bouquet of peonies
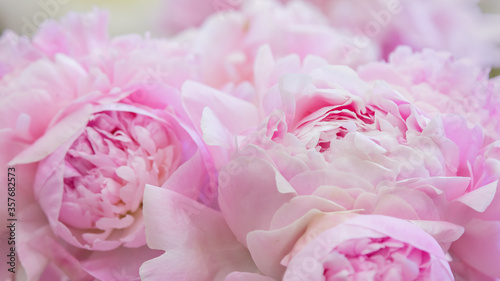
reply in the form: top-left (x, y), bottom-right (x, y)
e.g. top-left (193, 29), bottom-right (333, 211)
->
top-left (1, 0), bottom-right (500, 280)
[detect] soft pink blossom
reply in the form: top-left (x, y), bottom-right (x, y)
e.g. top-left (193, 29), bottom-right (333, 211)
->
top-left (159, 47), bottom-right (499, 280)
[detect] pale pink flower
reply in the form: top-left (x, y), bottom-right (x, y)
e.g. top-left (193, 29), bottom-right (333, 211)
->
top-left (146, 47), bottom-right (500, 280)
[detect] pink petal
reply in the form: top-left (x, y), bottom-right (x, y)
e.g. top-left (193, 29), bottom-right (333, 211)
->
top-left (411, 220), bottom-right (464, 244)
top-left (218, 157), bottom-right (296, 245)
top-left (182, 80), bottom-right (259, 136)
top-left (82, 246), bottom-right (162, 281)
top-left (455, 180), bottom-right (498, 212)
top-left (270, 195), bottom-right (346, 230)
top-left (10, 104), bottom-right (92, 165)
top-left (247, 210), bottom-right (323, 279)
top-left (161, 150), bottom-right (209, 200)
top-left (140, 185), bottom-right (256, 281)
top-left (451, 218), bottom-right (500, 278)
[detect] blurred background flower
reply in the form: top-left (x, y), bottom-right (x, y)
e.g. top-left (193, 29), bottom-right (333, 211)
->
top-left (480, 0), bottom-right (500, 13)
top-left (0, 0), bottom-right (164, 36)
top-left (480, 0), bottom-right (500, 77)
top-left (1, 0), bottom-right (500, 36)
top-left (4, 0), bottom-right (498, 76)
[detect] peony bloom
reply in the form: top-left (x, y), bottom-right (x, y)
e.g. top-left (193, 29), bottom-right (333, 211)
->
top-left (0, 10), bottom-right (213, 281)
top-left (33, 105), bottom-right (196, 251)
top-left (141, 46), bottom-right (500, 280)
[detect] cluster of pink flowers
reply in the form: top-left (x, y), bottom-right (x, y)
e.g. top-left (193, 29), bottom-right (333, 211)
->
top-left (1, 1), bottom-right (500, 280)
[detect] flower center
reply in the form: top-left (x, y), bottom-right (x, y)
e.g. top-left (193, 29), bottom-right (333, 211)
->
top-left (59, 110), bottom-right (182, 234)
top-left (294, 103), bottom-right (375, 152)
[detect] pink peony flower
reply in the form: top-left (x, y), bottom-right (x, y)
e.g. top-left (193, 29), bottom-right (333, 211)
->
top-left (142, 47), bottom-right (499, 280)
top-left (0, 10), bottom-right (214, 281)
top-left (33, 105), bottom-right (198, 251)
